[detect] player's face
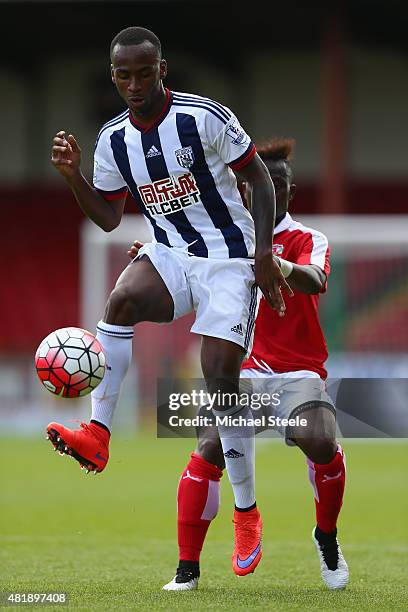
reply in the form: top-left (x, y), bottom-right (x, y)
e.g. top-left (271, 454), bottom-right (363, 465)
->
top-left (111, 42), bottom-right (167, 116)
top-left (267, 163), bottom-right (295, 217)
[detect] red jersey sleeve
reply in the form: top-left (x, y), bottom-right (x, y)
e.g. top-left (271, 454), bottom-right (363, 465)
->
top-left (294, 229), bottom-right (330, 293)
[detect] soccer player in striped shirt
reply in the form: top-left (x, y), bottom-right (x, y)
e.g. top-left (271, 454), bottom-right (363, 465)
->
top-left (137, 138), bottom-right (348, 591)
top-left (47, 26), bottom-right (290, 575)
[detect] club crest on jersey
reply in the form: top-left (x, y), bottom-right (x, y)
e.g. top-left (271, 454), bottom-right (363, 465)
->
top-left (138, 172), bottom-right (201, 216)
top-left (272, 244), bottom-right (284, 255)
top-left (175, 146), bottom-right (195, 169)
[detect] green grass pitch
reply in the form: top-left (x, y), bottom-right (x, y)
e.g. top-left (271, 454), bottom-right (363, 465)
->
top-left (1, 434), bottom-right (407, 610)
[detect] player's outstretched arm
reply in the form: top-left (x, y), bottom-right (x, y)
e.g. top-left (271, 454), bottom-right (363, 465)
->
top-left (51, 131), bottom-right (125, 232)
top-left (277, 260), bottom-right (327, 294)
top-left (236, 154), bottom-right (293, 315)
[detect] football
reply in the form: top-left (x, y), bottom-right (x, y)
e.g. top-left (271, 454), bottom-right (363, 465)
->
top-left (35, 327), bottom-right (106, 398)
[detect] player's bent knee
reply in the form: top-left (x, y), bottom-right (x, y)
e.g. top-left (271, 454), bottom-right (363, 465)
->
top-left (288, 402), bottom-right (337, 463)
top-left (292, 435), bottom-right (337, 464)
top-left (196, 437), bottom-right (225, 470)
top-left (104, 284), bottom-right (144, 326)
top-left (307, 439), bottom-right (338, 464)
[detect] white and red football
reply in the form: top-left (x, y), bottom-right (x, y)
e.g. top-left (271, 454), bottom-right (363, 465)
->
top-left (35, 327), bottom-right (106, 398)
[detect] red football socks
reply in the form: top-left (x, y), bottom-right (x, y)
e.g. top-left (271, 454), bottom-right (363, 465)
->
top-left (177, 452), bottom-right (223, 561)
top-left (307, 444), bottom-right (346, 533)
top-left (177, 445), bottom-right (345, 562)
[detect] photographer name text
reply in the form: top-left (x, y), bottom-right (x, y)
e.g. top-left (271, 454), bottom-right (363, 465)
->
top-left (167, 415), bottom-right (307, 428)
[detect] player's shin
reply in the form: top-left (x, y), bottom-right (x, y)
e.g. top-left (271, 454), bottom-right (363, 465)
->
top-left (177, 453), bottom-right (222, 565)
top-left (307, 444), bottom-right (346, 533)
top-left (90, 321), bottom-right (134, 431)
top-left (212, 405), bottom-right (255, 510)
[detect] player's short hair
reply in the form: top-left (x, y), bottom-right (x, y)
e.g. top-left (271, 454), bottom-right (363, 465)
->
top-left (256, 137), bottom-right (295, 181)
top-left (110, 27), bottom-right (162, 59)
top-left (256, 137), bottom-right (295, 161)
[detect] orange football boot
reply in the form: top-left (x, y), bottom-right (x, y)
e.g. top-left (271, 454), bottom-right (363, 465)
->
top-left (46, 421), bottom-right (110, 474)
top-left (232, 507), bottom-right (263, 576)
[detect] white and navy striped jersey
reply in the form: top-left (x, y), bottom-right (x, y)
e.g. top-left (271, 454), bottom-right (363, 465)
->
top-left (93, 89), bottom-right (256, 259)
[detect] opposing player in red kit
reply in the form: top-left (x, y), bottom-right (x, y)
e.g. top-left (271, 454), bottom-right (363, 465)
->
top-left (128, 138), bottom-right (349, 591)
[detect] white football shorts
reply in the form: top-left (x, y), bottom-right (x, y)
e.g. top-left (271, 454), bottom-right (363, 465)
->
top-left (240, 368), bottom-right (335, 445)
top-left (135, 242), bottom-right (258, 353)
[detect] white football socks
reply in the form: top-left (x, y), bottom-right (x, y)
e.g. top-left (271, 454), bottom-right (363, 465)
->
top-left (212, 404), bottom-right (255, 509)
top-left (90, 321), bottom-right (133, 431)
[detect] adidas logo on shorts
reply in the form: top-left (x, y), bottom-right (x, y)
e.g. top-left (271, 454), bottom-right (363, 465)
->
top-left (231, 323), bottom-right (244, 336)
top-left (146, 145), bottom-right (161, 158)
top-left (224, 448), bottom-right (244, 458)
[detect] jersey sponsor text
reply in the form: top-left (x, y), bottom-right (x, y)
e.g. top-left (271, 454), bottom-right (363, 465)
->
top-left (137, 172), bottom-right (200, 216)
